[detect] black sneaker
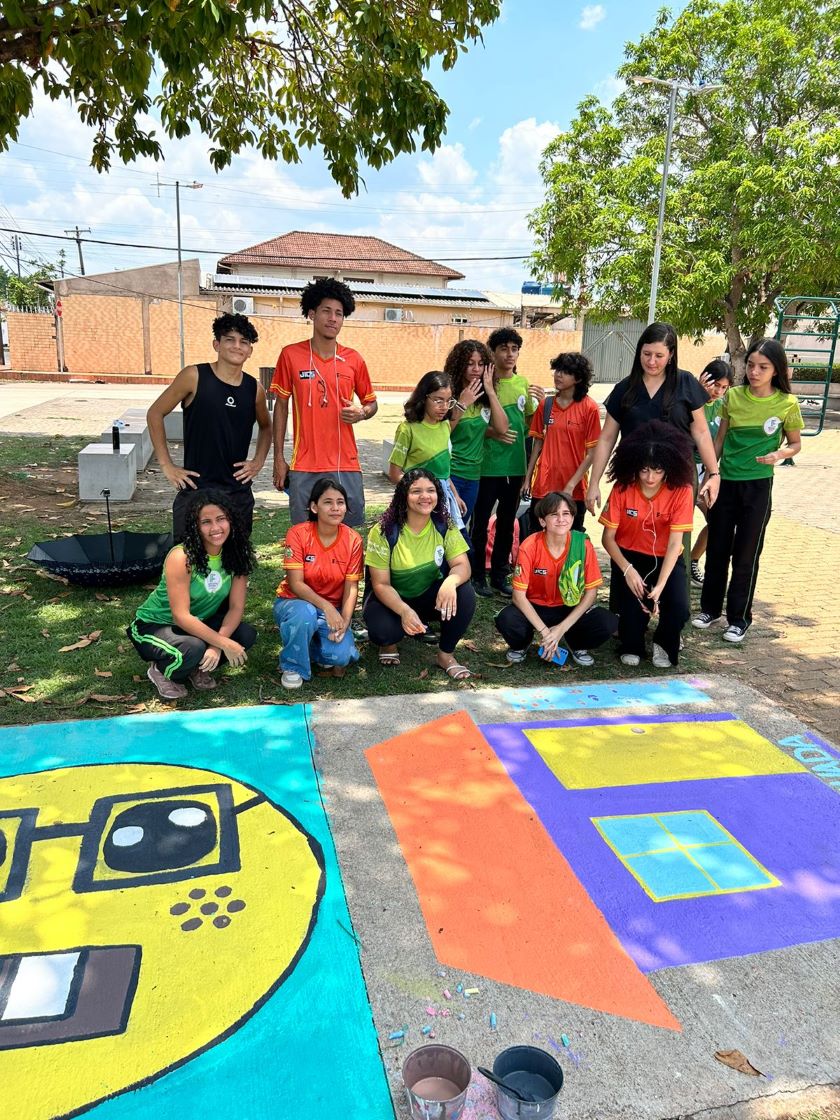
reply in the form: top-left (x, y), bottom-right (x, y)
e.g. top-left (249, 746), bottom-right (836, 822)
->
top-left (473, 580), bottom-right (494, 598)
top-left (490, 578), bottom-right (513, 599)
top-left (690, 561), bottom-right (704, 587)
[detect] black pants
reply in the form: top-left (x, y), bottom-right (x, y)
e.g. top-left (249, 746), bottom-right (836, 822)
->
top-left (471, 475), bottom-right (523, 584)
top-left (611, 549), bottom-right (689, 664)
top-left (172, 485), bottom-right (255, 543)
top-left (363, 580), bottom-right (476, 655)
top-left (495, 602), bottom-right (617, 652)
top-left (701, 477), bottom-right (772, 628)
top-left (128, 609), bottom-right (257, 681)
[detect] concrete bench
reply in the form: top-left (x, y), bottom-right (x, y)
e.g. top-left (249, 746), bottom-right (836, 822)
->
top-left (164, 411), bottom-right (184, 442)
top-left (382, 439), bottom-right (394, 477)
top-left (79, 443), bottom-right (137, 501)
top-left (102, 420), bottom-right (153, 469)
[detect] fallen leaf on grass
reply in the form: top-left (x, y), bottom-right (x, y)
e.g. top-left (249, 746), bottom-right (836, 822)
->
top-left (132, 675), bottom-right (143, 683)
top-left (714, 1050), bottom-right (763, 1077)
top-left (6, 662), bottom-right (21, 672)
top-left (94, 669), bottom-right (113, 678)
top-left (487, 661), bottom-right (514, 669)
top-left (4, 684), bottom-right (33, 693)
top-left (34, 571), bottom-right (70, 585)
top-left (57, 500), bottom-right (76, 508)
top-left (58, 630), bottom-right (102, 653)
top-left (41, 629), bottom-right (50, 638)
top-left (418, 668), bottom-right (429, 679)
top-left (124, 704), bottom-right (148, 714)
top-left (77, 693), bottom-right (138, 705)
top-left (0, 686), bottom-right (36, 702)
top-left (94, 593), bottom-right (111, 601)
top-left (460, 639), bottom-right (480, 652)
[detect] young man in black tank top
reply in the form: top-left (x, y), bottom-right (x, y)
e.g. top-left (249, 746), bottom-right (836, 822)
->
top-left (148, 313), bottom-right (272, 540)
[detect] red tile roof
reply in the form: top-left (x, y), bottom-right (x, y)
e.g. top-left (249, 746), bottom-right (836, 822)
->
top-left (217, 231), bottom-right (463, 280)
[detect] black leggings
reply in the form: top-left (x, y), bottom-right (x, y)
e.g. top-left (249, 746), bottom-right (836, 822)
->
top-left (470, 475), bottom-right (523, 583)
top-left (611, 548), bottom-right (688, 663)
top-left (495, 602), bottom-right (617, 652)
top-left (363, 580), bottom-right (476, 655)
top-left (128, 609), bottom-right (257, 681)
top-left (701, 477), bottom-right (772, 627)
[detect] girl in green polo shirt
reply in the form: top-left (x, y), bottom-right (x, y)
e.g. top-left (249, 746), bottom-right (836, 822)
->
top-left (128, 490), bottom-right (257, 699)
top-left (388, 370), bottom-right (466, 527)
top-left (693, 339), bottom-right (803, 643)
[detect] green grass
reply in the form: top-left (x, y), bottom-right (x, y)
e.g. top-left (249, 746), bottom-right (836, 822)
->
top-left (0, 435), bottom-right (707, 727)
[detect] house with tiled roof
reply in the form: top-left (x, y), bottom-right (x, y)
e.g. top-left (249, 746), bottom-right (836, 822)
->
top-left (213, 230), bottom-right (511, 328)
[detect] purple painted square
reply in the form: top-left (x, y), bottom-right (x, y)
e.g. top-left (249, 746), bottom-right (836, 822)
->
top-left (481, 720), bottom-right (840, 971)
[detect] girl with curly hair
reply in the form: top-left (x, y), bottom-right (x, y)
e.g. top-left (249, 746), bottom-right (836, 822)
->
top-left (599, 421), bottom-right (695, 669)
top-left (523, 352), bottom-right (601, 535)
top-left (443, 340), bottom-right (509, 521)
top-left (363, 469), bottom-right (476, 679)
top-left (127, 490), bottom-right (257, 700)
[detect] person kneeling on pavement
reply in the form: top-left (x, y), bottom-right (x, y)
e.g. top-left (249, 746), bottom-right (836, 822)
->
top-left (273, 478), bottom-right (363, 690)
top-left (128, 490), bottom-right (256, 700)
top-left (495, 491), bottom-right (617, 667)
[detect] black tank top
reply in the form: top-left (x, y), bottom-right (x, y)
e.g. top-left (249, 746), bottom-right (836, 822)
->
top-left (183, 363), bottom-right (258, 489)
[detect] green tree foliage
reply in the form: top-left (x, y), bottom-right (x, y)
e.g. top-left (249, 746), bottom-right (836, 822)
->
top-left (528, 0), bottom-right (840, 364)
top-left (0, 0), bottom-right (501, 196)
top-left (0, 256), bottom-right (62, 310)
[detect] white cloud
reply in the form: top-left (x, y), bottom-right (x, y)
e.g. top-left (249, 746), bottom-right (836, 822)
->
top-left (468, 117), bottom-right (483, 131)
top-left (578, 4), bottom-right (606, 31)
top-left (417, 144), bottom-right (478, 189)
top-left (594, 75), bottom-right (625, 103)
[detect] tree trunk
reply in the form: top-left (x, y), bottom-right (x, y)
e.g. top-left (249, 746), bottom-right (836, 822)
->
top-left (722, 303), bottom-right (746, 376)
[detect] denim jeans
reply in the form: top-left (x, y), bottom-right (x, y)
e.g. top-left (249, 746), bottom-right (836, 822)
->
top-left (273, 598), bottom-right (359, 679)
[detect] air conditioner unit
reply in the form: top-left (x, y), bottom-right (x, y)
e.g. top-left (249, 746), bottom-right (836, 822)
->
top-left (232, 296), bottom-right (254, 314)
top-left (384, 307), bottom-right (404, 322)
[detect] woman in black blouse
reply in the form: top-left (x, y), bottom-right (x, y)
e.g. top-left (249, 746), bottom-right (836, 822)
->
top-left (585, 322), bottom-right (720, 514)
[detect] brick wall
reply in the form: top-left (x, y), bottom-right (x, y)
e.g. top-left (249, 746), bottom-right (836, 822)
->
top-left (62, 295), bottom-right (145, 374)
top-left (6, 311), bottom-right (56, 372)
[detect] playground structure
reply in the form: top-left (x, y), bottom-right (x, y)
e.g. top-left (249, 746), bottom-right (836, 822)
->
top-left (775, 294), bottom-right (839, 437)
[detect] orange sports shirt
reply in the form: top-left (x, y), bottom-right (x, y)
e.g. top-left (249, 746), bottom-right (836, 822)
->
top-left (271, 339), bottom-right (377, 472)
top-left (528, 395), bottom-right (601, 501)
top-left (511, 531), bottom-right (603, 607)
top-left (276, 521), bottom-right (364, 606)
top-left (599, 482), bottom-right (694, 557)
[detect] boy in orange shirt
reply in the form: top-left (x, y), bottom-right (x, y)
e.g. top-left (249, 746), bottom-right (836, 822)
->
top-left (599, 421), bottom-right (695, 669)
top-left (524, 352), bottom-right (600, 534)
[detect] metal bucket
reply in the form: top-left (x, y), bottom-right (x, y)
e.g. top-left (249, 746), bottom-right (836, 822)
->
top-left (402, 1044), bottom-right (472, 1120)
top-left (492, 1046), bottom-right (564, 1120)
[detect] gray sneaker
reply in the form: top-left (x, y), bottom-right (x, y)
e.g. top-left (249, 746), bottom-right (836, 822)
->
top-left (147, 664), bottom-right (187, 700)
top-left (506, 648), bottom-right (528, 664)
top-left (281, 670), bottom-right (304, 689)
top-left (569, 649), bottom-right (595, 667)
top-left (188, 668), bottom-right (218, 690)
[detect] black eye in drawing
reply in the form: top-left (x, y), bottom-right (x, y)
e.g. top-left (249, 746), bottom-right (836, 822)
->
top-left (104, 802), bottom-right (217, 873)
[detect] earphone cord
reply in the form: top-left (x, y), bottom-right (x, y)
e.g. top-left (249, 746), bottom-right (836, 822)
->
top-left (641, 495), bottom-right (659, 586)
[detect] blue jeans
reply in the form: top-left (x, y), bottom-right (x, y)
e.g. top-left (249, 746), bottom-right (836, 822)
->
top-left (273, 598), bottom-right (359, 680)
top-left (451, 475), bottom-right (480, 523)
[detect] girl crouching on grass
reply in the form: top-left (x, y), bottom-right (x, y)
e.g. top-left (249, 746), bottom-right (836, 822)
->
top-left (599, 421), bottom-right (695, 669)
top-left (128, 489), bottom-right (256, 700)
top-left (495, 491), bottom-right (617, 667)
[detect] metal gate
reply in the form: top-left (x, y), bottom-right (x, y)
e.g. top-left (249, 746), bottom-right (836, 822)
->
top-left (582, 318), bottom-right (646, 383)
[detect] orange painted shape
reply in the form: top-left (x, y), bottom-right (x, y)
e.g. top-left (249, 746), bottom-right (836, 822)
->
top-left (366, 710), bottom-right (681, 1031)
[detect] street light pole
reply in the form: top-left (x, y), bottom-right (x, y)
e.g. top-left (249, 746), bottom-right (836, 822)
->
top-left (631, 76), bottom-right (723, 323)
top-left (172, 179), bottom-right (203, 370)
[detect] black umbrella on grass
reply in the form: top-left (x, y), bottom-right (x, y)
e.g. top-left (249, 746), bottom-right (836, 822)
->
top-left (27, 489), bottom-right (172, 588)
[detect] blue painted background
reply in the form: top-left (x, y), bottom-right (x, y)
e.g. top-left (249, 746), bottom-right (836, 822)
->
top-left (1, 705), bottom-right (394, 1119)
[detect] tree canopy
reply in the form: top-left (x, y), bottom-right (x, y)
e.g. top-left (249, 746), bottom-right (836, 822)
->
top-left (528, 0), bottom-right (840, 363)
top-left (0, 0), bottom-right (501, 196)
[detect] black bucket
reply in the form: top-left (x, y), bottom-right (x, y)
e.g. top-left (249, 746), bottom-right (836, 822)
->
top-left (492, 1046), bottom-right (564, 1119)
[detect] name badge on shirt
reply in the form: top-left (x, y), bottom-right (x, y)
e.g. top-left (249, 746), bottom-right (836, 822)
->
top-left (626, 508), bottom-right (638, 518)
top-left (204, 571), bottom-right (223, 593)
top-left (434, 545), bottom-right (445, 566)
top-left (481, 406), bottom-right (491, 423)
top-left (534, 568), bottom-right (548, 575)
top-left (298, 369), bottom-right (317, 380)
top-left (304, 554), bottom-right (316, 563)
top-left (763, 416), bottom-right (782, 435)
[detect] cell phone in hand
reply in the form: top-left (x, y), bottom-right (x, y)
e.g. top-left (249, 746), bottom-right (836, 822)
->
top-left (538, 646), bottom-right (569, 666)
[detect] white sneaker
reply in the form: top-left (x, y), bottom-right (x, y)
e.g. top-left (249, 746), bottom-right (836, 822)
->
top-left (692, 612), bottom-right (720, 629)
top-left (651, 643), bottom-right (674, 669)
top-left (506, 648), bottom-right (528, 664)
top-left (620, 653), bottom-right (641, 667)
top-left (281, 670), bottom-right (303, 689)
top-left (722, 624), bottom-right (749, 643)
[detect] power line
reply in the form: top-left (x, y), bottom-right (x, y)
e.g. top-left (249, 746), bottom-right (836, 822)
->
top-left (0, 225), bottom-right (529, 263)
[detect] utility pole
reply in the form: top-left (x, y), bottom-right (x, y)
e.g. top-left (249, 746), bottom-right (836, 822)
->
top-left (64, 226), bottom-right (90, 275)
top-left (11, 235), bottom-right (22, 277)
top-left (173, 180), bottom-right (203, 368)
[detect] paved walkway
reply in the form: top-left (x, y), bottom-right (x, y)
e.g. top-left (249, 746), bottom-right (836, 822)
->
top-left (1, 380), bottom-right (838, 742)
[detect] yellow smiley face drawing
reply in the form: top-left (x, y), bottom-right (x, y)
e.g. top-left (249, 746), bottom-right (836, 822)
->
top-left (0, 763), bottom-right (324, 1120)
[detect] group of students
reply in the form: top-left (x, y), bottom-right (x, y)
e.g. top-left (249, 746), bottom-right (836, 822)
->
top-left (127, 279), bottom-right (803, 699)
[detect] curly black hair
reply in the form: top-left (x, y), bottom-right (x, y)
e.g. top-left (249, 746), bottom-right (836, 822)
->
top-left (607, 420), bottom-right (695, 489)
top-left (300, 278), bottom-right (356, 318)
top-left (403, 371), bottom-right (452, 422)
top-left (488, 327), bottom-right (523, 351)
top-left (620, 322), bottom-right (680, 417)
top-left (213, 313), bottom-right (258, 343)
top-left (181, 490), bottom-right (256, 578)
top-left (744, 338), bottom-right (791, 392)
top-left (549, 352), bottom-right (593, 402)
top-left (379, 468), bottom-right (450, 537)
top-left (534, 491), bottom-right (578, 522)
top-left (443, 339), bottom-right (494, 401)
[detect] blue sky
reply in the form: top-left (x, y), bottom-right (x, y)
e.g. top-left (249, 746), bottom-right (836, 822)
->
top-left (0, 0), bottom-right (688, 292)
